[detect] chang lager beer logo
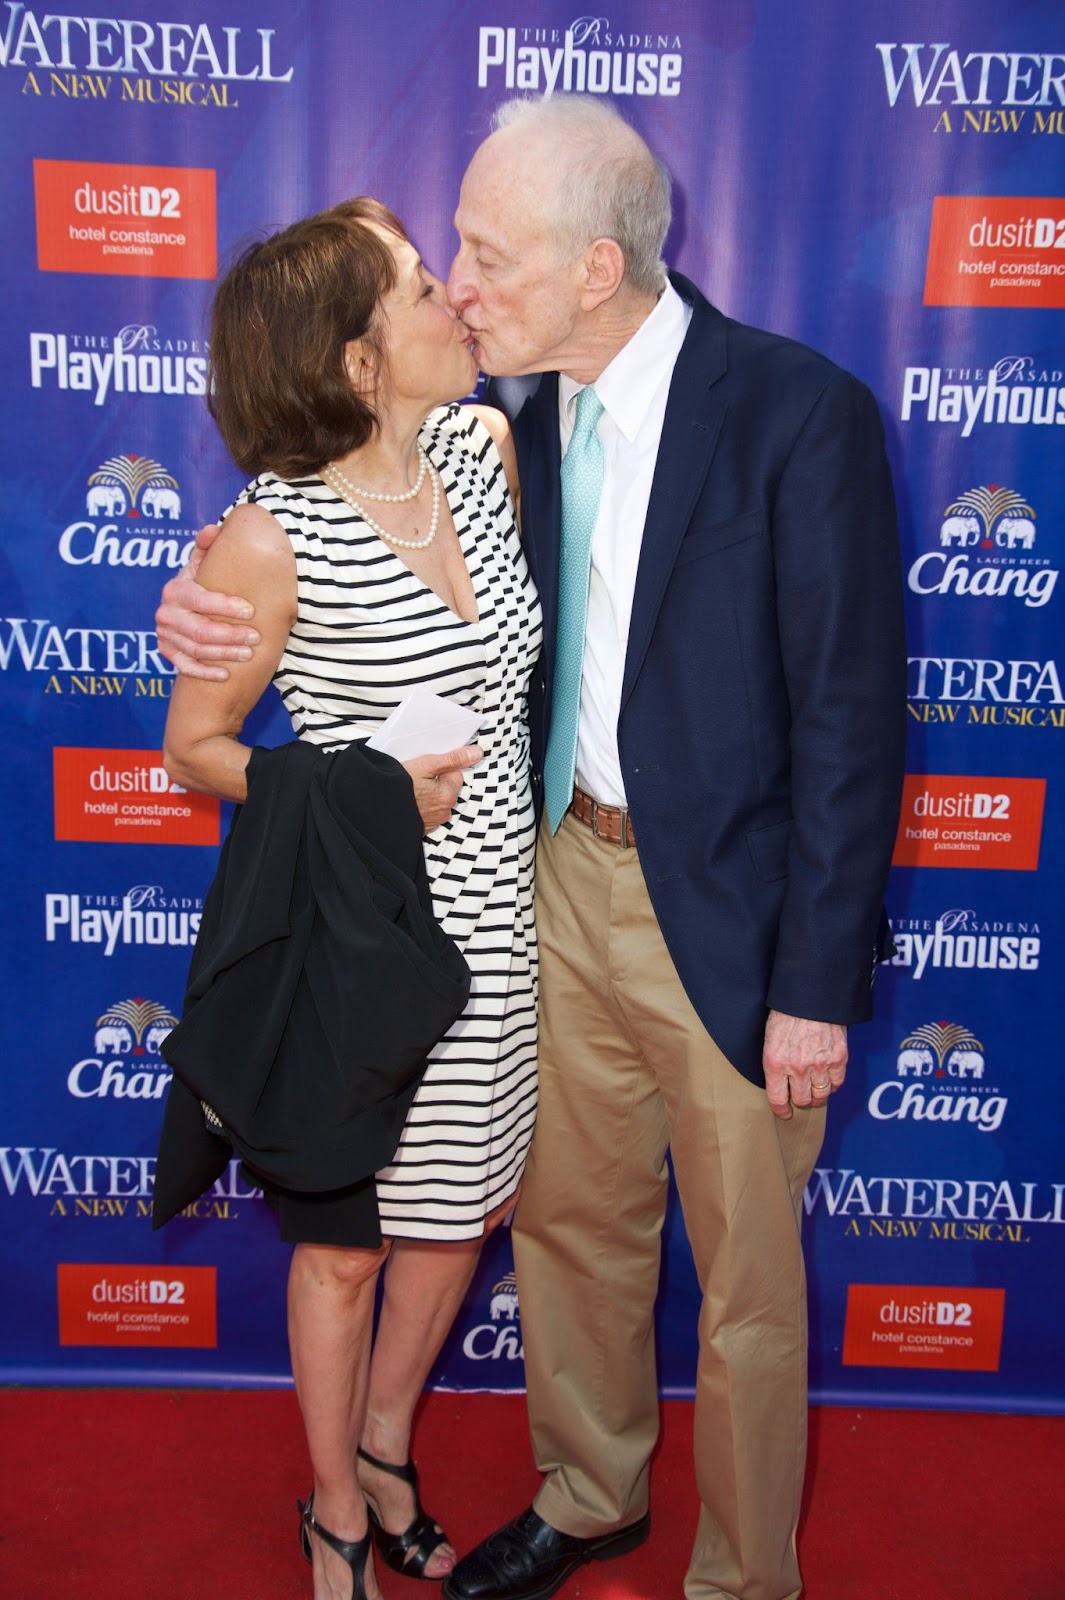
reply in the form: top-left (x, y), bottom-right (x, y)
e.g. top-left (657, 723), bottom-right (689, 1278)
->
top-left (461, 1273), bottom-right (524, 1362)
top-left (68, 996), bottom-right (178, 1101)
top-left (908, 484), bottom-right (1056, 609)
top-left (56, 448), bottom-right (195, 570)
top-left (868, 1022), bottom-right (1007, 1134)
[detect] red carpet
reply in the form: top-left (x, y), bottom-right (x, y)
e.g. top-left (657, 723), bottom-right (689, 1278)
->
top-left (1, 1389), bottom-right (1062, 1599)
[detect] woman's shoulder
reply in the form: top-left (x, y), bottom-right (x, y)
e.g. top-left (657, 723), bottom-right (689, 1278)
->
top-left (422, 401), bottom-right (481, 451)
top-left (242, 469), bottom-right (322, 509)
top-left (421, 403), bottom-right (517, 503)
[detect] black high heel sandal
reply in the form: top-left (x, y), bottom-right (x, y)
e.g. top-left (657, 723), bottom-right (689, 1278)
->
top-left (356, 1445), bottom-right (451, 1581)
top-left (297, 1493), bottom-right (372, 1600)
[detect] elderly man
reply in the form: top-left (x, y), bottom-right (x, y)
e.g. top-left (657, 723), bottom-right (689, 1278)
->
top-left (158, 94), bottom-right (905, 1600)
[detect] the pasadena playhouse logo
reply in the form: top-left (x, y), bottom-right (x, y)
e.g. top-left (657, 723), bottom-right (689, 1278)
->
top-left (55, 450), bottom-right (195, 570)
top-left (462, 1272), bottom-right (523, 1363)
top-left (888, 907), bottom-right (1040, 982)
top-left (868, 1021), bottom-right (1007, 1135)
top-left (478, 15), bottom-right (682, 97)
top-left (30, 322), bottom-right (207, 409)
top-left (908, 484), bottom-right (1055, 610)
top-left (45, 883), bottom-right (202, 957)
top-left (67, 995), bottom-right (178, 1101)
top-left (901, 355), bottom-right (1065, 437)
top-left (1, 4), bottom-right (293, 108)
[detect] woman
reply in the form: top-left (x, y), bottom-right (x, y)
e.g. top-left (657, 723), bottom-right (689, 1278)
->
top-left (160, 199), bottom-right (541, 1600)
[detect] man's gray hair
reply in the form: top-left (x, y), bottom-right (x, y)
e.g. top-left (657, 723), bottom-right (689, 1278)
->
top-left (492, 95), bottom-right (672, 296)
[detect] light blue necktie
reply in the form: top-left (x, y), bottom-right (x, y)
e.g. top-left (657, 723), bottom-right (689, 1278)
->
top-left (543, 385), bottom-right (605, 832)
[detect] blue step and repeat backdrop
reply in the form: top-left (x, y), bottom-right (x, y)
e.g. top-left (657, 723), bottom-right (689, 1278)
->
top-left (2, 1), bottom-right (1063, 1409)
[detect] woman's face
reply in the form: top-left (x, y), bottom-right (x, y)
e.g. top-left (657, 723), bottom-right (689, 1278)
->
top-left (359, 225), bottom-right (478, 414)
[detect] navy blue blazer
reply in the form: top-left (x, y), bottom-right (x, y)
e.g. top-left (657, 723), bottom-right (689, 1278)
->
top-left (489, 273), bottom-right (907, 1085)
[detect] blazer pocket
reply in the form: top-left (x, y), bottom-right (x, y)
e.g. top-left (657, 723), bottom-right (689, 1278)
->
top-left (674, 508), bottom-right (765, 566)
top-left (746, 818), bottom-right (792, 882)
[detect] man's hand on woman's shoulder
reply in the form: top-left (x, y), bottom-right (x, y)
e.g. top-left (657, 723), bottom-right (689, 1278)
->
top-left (155, 523), bottom-right (260, 680)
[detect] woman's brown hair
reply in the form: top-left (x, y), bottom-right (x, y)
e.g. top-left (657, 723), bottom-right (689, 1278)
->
top-left (207, 197), bottom-right (407, 478)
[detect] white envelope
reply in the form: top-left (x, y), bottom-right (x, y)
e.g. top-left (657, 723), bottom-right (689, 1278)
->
top-left (366, 686), bottom-right (481, 763)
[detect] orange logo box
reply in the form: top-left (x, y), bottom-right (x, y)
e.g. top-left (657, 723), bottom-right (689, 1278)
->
top-left (843, 1283), bottom-right (1004, 1372)
top-left (34, 158), bottom-right (216, 279)
top-left (892, 774), bottom-right (1045, 871)
top-left (53, 747), bottom-right (219, 845)
top-left (57, 1263), bottom-right (217, 1348)
top-left (924, 195), bottom-right (1065, 309)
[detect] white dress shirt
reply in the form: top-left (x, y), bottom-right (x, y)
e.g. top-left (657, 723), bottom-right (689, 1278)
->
top-left (558, 280), bottom-right (692, 807)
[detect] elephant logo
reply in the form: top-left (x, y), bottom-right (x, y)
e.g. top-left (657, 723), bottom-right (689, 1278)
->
top-left (995, 516), bottom-right (1035, 550)
top-left (939, 514), bottom-right (979, 548)
top-left (141, 486), bottom-right (181, 520)
top-left (896, 1022), bottom-right (985, 1081)
top-left (86, 454), bottom-right (181, 521)
top-left (938, 485), bottom-right (1037, 552)
top-left (896, 1045), bottom-right (933, 1078)
top-left (488, 1272), bottom-right (519, 1322)
top-left (94, 1023), bottom-right (133, 1054)
top-left (94, 998), bottom-right (180, 1057)
top-left (86, 483), bottom-right (126, 518)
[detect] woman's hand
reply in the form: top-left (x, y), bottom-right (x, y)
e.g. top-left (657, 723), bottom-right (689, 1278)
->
top-left (403, 746), bottom-right (483, 831)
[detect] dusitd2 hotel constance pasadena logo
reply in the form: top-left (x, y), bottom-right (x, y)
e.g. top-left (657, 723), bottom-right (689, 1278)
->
top-left (892, 775), bottom-right (1045, 871)
top-left (925, 197), bottom-right (1065, 310)
top-left (842, 1283), bottom-right (1005, 1373)
top-left (53, 747), bottom-right (219, 845)
top-left (57, 1261), bottom-right (216, 1348)
top-left (34, 158), bottom-right (215, 278)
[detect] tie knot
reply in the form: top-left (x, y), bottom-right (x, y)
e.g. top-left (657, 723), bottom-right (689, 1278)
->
top-left (571, 385), bottom-right (604, 442)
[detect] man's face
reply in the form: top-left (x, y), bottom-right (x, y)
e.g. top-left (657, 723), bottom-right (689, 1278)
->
top-left (447, 133), bottom-right (585, 378)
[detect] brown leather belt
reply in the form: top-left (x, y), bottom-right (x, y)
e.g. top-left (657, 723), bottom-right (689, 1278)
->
top-left (569, 785), bottom-right (635, 848)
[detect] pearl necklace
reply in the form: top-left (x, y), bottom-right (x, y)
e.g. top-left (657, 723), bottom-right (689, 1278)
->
top-left (327, 445), bottom-right (428, 503)
top-left (323, 457), bottom-right (441, 551)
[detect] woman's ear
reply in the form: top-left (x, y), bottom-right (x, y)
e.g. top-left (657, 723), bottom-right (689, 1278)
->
top-left (344, 339), bottom-right (376, 392)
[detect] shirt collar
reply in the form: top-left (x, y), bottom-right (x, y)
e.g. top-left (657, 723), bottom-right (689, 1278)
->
top-left (559, 279), bottom-right (690, 443)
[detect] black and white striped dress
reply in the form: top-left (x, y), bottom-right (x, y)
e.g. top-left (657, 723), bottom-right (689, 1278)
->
top-left (242, 405), bottom-right (542, 1240)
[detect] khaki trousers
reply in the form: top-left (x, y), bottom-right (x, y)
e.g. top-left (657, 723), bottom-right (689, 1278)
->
top-left (513, 814), bottom-right (825, 1600)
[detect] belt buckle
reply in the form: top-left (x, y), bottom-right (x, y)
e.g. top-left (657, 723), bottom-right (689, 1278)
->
top-left (589, 798), bottom-right (630, 848)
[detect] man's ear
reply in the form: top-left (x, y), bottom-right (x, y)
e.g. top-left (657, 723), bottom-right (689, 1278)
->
top-left (580, 238), bottom-right (626, 308)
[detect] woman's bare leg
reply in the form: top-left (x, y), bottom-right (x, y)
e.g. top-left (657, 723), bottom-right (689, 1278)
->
top-left (359, 1195), bottom-right (517, 1579)
top-left (288, 1239), bottom-right (390, 1600)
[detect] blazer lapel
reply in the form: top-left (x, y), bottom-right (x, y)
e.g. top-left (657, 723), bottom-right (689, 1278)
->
top-left (514, 373), bottom-right (563, 678)
top-left (621, 275), bottom-right (729, 712)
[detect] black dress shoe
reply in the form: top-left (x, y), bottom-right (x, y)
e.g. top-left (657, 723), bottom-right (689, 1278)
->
top-left (442, 1506), bottom-right (650, 1600)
